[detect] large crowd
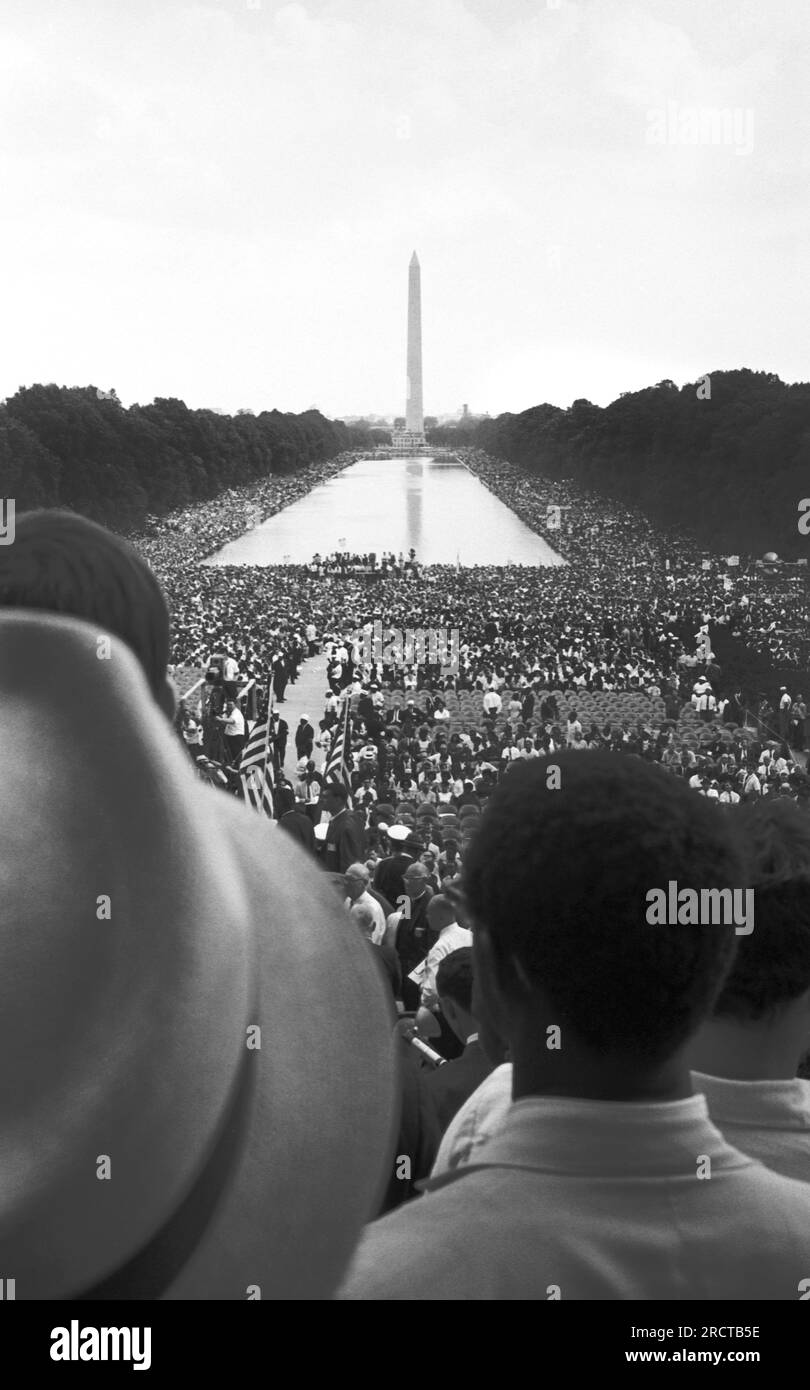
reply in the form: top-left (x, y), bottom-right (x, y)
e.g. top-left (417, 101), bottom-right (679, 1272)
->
top-left (4, 471), bottom-right (810, 1304)
top-left (132, 447), bottom-right (810, 818)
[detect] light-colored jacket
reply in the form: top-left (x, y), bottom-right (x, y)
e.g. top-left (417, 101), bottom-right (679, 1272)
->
top-left (338, 1093), bottom-right (810, 1300)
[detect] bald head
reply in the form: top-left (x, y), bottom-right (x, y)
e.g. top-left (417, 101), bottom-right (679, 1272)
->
top-left (427, 894), bottom-right (457, 932)
top-left (350, 902), bottom-right (376, 938)
top-left (402, 861), bottom-right (429, 900)
top-left (344, 862), bottom-right (370, 902)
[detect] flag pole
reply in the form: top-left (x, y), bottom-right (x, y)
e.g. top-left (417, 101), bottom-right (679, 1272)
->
top-left (269, 676), bottom-right (277, 786)
top-left (324, 687), bottom-right (352, 806)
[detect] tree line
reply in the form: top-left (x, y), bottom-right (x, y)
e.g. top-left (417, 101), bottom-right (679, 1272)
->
top-left (429, 370), bottom-right (810, 559)
top-left (0, 385), bottom-right (375, 531)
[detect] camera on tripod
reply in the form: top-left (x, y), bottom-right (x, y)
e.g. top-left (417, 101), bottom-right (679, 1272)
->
top-left (205, 651), bottom-right (225, 686)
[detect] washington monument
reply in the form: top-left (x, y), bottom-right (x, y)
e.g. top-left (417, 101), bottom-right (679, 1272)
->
top-left (393, 250), bottom-right (426, 450)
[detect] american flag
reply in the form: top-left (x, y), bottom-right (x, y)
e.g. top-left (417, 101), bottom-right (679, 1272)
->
top-left (323, 692), bottom-right (352, 795)
top-left (239, 702), bottom-right (275, 819)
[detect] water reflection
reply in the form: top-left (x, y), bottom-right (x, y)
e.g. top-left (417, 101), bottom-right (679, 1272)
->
top-left (207, 455), bottom-right (565, 567)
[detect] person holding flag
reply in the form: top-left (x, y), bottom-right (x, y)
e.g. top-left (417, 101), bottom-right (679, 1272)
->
top-left (323, 687), bottom-right (352, 789)
top-left (238, 689), bottom-right (275, 822)
top-left (320, 694), bottom-right (366, 872)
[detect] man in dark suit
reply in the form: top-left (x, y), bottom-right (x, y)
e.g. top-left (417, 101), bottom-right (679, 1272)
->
top-left (295, 716), bottom-right (315, 760)
top-left (276, 788), bottom-right (317, 855)
top-left (321, 782), bottom-right (366, 874)
top-left (724, 688), bottom-right (745, 727)
top-left (456, 780), bottom-right (481, 811)
top-left (384, 862), bottom-right (435, 1011)
top-left (373, 826), bottom-right (415, 905)
top-left (356, 690), bottom-right (375, 727)
top-left (272, 653), bottom-right (288, 703)
top-left (272, 711), bottom-right (288, 770)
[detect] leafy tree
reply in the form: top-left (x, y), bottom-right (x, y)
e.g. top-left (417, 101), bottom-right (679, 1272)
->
top-left (470, 371), bottom-right (810, 558)
top-left (1, 385), bottom-right (372, 529)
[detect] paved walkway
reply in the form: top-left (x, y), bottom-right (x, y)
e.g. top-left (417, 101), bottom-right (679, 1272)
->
top-left (277, 654), bottom-right (330, 778)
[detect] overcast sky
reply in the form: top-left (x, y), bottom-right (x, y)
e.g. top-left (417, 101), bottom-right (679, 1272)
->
top-left (1, 0), bottom-right (807, 419)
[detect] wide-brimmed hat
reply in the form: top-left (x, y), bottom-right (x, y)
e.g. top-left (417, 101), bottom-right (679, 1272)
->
top-left (0, 610), bottom-right (396, 1299)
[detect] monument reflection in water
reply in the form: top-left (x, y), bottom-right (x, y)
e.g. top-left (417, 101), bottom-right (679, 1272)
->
top-left (206, 455), bottom-right (566, 568)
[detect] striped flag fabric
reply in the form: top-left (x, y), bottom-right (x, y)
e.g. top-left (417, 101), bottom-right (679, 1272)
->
top-left (239, 711), bottom-right (275, 819)
top-left (323, 693), bottom-right (352, 794)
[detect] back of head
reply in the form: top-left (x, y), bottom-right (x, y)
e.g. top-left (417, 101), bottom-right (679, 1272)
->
top-left (427, 893), bottom-right (457, 932)
top-left (463, 754), bottom-right (744, 1062)
top-left (436, 946), bottom-right (474, 1013)
top-left (0, 509), bottom-right (170, 702)
top-left (350, 902), bottom-right (376, 937)
top-left (713, 799), bottom-right (810, 1021)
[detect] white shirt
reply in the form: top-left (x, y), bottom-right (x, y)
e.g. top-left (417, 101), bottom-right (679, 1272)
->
top-left (344, 890), bottom-right (386, 945)
top-left (223, 707), bottom-right (245, 737)
top-left (223, 657), bottom-right (239, 681)
top-left (692, 1071), bottom-right (810, 1184)
top-left (339, 1091), bottom-right (810, 1300)
top-left (412, 922), bottom-right (473, 1008)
